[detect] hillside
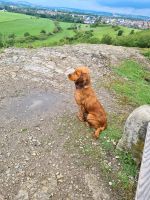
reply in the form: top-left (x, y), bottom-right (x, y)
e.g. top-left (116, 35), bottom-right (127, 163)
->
top-left (0, 11), bottom-right (140, 48)
top-left (0, 44), bottom-right (150, 200)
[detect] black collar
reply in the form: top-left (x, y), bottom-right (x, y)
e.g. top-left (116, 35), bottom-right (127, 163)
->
top-left (75, 80), bottom-right (85, 89)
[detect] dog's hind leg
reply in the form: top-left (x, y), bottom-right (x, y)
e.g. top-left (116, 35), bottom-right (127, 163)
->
top-left (93, 127), bottom-right (105, 139)
top-left (87, 113), bottom-right (99, 128)
top-left (87, 113), bottom-right (106, 139)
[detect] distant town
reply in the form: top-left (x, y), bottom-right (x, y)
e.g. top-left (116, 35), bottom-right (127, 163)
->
top-left (0, 2), bottom-right (150, 30)
top-left (37, 9), bottom-right (150, 29)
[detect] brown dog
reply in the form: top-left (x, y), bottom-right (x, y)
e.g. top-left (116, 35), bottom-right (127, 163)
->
top-left (68, 66), bottom-right (107, 139)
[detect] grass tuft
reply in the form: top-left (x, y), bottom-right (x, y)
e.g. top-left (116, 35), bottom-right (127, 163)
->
top-left (112, 60), bottom-right (150, 105)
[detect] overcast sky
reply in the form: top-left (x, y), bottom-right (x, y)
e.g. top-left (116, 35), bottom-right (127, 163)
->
top-left (15, 0), bottom-right (150, 16)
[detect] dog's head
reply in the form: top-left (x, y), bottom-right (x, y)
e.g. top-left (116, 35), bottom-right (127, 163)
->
top-left (68, 66), bottom-right (91, 89)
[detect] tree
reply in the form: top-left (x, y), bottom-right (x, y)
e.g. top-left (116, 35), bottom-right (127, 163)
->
top-left (117, 30), bottom-right (124, 36)
top-left (24, 32), bottom-right (30, 37)
top-left (54, 21), bottom-right (62, 32)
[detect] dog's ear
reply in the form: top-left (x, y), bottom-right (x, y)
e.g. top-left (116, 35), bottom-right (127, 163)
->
top-left (82, 72), bottom-right (90, 87)
top-left (80, 66), bottom-right (90, 74)
top-left (75, 72), bottom-right (90, 89)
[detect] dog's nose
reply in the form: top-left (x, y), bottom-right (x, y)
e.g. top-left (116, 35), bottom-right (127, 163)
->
top-left (68, 74), bottom-right (71, 78)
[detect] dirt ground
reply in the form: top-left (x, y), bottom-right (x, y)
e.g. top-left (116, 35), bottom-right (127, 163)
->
top-left (0, 44), bottom-right (148, 200)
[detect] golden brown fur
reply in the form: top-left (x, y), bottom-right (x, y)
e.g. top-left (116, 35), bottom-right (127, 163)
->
top-left (68, 66), bottom-right (107, 139)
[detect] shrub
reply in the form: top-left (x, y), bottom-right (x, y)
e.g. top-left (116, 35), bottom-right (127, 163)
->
top-left (101, 34), bottom-right (112, 45)
top-left (40, 30), bottom-right (46, 34)
top-left (87, 37), bottom-right (101, 44)
top-left (16, 37), bottom-right (26, 43)
top-left (47, 32), bottom-right (53, 36)
top-left (6, 38), bottom-right (15, 47)
top-left (0, 33), bottom-right (2, 39)
top-left (53, 27), bottom-right (59, 33)
top-left (8, 33), bottom-right (16, 39)
top-left (0, 40), bottom-right (3, 48)
top-left (24, 32), bottom-right (30, 37)
top-left (130, 30), bottom-right (135, 35)
top-left (117, 30), bottom-right (124, 36)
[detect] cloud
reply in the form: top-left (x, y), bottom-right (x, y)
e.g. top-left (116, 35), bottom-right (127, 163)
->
top-left (96, 0), bottom-right (150, 9)
top-left (14, 0), bottom-right (150, 16)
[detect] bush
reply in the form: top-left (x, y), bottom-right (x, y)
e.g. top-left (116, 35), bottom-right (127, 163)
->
top-left (130, 30), bottom-right (135, 35)
top-left (115, 30), bottom-right (150, 48)
top-left (47, 32), bottom-right (53, 36)
top-left (53, 21), bottom-right (62, 32)
top-left (136, 34), bottom-right (150, 48)
top-left (53, 27), bottom-right (59, 33)
top-left (24, 32), bottom-right (30, 37)
top-left (0, 40), bottom-right (3, 48)
top-left (101, 34), bottom-right (112, 45)
top-left (0, 33), bottom-right (2, 39)
top-left (6, 38), bottom-right (15, 47)
top-left (16, 37), bottom-right (26, 43)
top-left (40, 30), bottom-right (46, 34)
top-left (67, 24), bottom-right (78, 30)
top-left (118, 30), bottom-right (124, 36)
top-left (8, 33), bottom-right (16, 39)
top-left (87, 37), bottom-right (101, 44)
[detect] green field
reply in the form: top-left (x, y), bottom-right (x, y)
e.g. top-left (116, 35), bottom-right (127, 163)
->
top-left (0, 11), bottom-right (140, 47)
top-left (0, 11), bottom-right (55, 35)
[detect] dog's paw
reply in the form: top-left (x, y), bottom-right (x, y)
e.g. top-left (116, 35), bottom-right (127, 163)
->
top-left (85, 122), bottom-right (90, 127)
top-left (77, 113), bottom-right (84, 122)
top-left (92, 133), bottom-right (99, 140)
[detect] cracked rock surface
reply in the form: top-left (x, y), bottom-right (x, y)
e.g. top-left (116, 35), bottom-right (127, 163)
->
top-left (0, 44), bottom-right (148, 200)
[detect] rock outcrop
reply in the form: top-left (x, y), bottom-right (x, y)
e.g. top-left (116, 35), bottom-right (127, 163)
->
top-left (117, 105), bottom-right (150, 164)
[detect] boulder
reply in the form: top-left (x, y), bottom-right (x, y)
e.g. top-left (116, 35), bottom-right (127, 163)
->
top-left (117, 105), bottom-right (150, 164)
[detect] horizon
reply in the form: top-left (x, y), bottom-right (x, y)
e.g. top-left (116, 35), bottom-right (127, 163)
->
top-left (12, 0), bottom-right (150, 17)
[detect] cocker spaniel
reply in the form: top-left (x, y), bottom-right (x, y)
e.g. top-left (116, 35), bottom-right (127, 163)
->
top-left (68, 66), bottom-right (107, 139)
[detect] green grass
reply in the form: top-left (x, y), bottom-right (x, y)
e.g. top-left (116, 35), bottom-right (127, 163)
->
top-left (0, 11), bottom-right (30, 22)
top-left (0, 12), bottom-right (55, 36)
top-left (0, 11), bottom-right (140, 48)
top-left (112, 60), bottom-right (150, 105)
top-left (25, 22), bottom-right (75, 47)
top-left (92, 25), bottom-right (139, 40)
top-left (142, 48), bottom-right (150, 60)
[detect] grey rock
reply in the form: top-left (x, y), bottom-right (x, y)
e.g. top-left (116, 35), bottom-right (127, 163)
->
top-left (85, 173), bottom-right (110, 200)
top-left (33, 191), bottom-right (49, 200)
top-left (0, 195), bottom-right (4, 200)
top-left (15, 190), bottom-right (29, 200)
top-left (117, 105), bottom-right (150, 163)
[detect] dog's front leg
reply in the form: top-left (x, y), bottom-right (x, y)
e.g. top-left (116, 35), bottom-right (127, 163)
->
top-left (77, 106), bottom-right (86, 122)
